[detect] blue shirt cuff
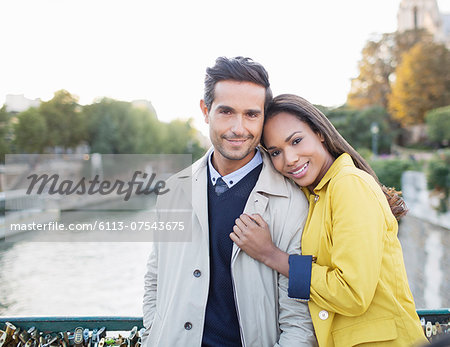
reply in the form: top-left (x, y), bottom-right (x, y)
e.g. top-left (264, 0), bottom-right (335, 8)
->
top-left (288, 254), bottom-right (312, 300)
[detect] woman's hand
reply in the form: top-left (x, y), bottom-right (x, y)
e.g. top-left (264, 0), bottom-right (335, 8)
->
top-left (230, 214), bottom-right (290, 278)
top-left (230, 213), bottom-right (276, 264)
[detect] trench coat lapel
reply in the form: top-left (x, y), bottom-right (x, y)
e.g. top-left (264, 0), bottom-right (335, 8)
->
top-left (191, 161), bottom-right (209, 238)
top-left (178, 147), bottom-right (211, 239)
top-left (232, 149), bottom-right (289, 260)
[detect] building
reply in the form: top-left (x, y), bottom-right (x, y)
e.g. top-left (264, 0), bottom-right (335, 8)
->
top-left (398, 0), bottom-right (450, 48)
top-left (4, 94), bottom-right (41, 113)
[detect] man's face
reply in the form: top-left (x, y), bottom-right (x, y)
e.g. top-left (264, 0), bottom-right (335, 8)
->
top-left (200, 80), bottom-right (265, 174)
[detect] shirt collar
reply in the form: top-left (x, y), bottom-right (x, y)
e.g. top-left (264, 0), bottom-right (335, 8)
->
top-left (208, 148), bottom-right (263, 188)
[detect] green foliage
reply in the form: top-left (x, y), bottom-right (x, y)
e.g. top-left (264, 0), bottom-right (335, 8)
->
top-left (357, 148), bottom-right (373, 161)
top-left (370, 157), bottom-right (420, 190)
top-left (39, 90), bottom-right (86, 149)
top-left (13, 108), bottom-right (48, 153)
top-left (325, 105), bottom-right (396, 154)
top-left (84, 98), bottom-right (206, 160)
top-left (84, 98), bottom-right (158, 154)
top-left (427, 149), bottom-right (450, 212)
top-left (426, 106), bottom-right (450, 146)
top-left (6, 91), bottom-right (207, 160)
top-left (162, 119), bottom-right (205, 160)
top-left (0, 105), bottom-right (13, 162)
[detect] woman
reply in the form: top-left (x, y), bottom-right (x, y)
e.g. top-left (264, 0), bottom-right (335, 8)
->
top-left (230, 94), bottom-right (428, 347)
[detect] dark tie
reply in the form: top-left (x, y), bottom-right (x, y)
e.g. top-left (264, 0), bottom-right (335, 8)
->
top-left (215, 177), bottom-right (229, 196)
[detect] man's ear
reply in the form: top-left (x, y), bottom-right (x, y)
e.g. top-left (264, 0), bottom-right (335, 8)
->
top-left (200, 100), bottom-right (209, 124)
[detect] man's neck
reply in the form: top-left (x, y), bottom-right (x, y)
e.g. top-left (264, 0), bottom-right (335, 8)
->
top-left (211, 149), bottom-right (257, 176)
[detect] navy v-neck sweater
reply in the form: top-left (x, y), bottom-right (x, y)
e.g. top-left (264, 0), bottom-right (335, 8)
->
top-left (202, 164), bottom-right (263, 347)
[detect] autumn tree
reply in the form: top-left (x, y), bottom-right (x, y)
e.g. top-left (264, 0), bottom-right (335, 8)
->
top-left (388, 41), bottom-right (450, 126)
top-left (347, 29), bottom-right (432, 109)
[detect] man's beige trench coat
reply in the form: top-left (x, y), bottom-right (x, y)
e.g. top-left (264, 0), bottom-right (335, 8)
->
top-left (142, 148), bottom-right (317, 347)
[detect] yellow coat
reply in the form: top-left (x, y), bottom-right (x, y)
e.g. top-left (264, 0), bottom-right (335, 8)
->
top-left (300, 153), bottom-right (428, 347)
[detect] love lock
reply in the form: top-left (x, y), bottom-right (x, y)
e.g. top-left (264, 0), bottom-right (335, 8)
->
top-left (127, 327), bottom-right (138, 347)
top-left (96, 328), bottom-right (106, 342)
top-left (0, 323), bottom-right (17, 347)
top-left (19, 331), bottom-right (29, 345)
top-left (82, 329), bottom-right (89, 347)
top-left (91, 329), bottom-right (98, 347)
top-left (426, 321), bottom-right (433, 338)
top-left (11, 329), bottom-right (21, 347)
top-left (38, 333), bottom-right (45, 347)
top-left (0, 331), bottom-right (7, 347)
top-left (117, 335), bottom-right (127, 347)
top-left (59, 332), bottom-right (69, 347)
top-left (73, 328), bottom-right (84, 347)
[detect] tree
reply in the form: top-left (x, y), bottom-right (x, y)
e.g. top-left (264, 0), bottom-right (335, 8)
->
top-left (426, 106), bottom-right (450, 146)
top-left (13, 108), bottom-right (48, 153)
top-left (84, 98), bottom-right (127, 154)
top-left (325, 105), bottom-right (396, 154)
top-left (388, 41), bottom-right (450, 126)
top-left (162, 119), bottom-right (205, 160)
top-left (39, 90), bottom-right (86, 150)
top-left (347, 29), bottom-right (432, 109)
top-left (0, 105), bottom-right (13, 162)
top-left (84, 98), bottom-right (165, 154)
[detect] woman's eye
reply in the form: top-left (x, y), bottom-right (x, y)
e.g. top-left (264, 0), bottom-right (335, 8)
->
top-left (293, 137), bottom-right (302, 145)
top-left (270, 150), bottom-right (280, 157)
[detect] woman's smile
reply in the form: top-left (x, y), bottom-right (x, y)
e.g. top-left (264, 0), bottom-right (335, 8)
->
top-left (288, 161), bottom-right (309, 179)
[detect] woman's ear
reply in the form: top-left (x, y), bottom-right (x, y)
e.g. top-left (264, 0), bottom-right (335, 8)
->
top-left (317, 132), bottom-right (325, 142)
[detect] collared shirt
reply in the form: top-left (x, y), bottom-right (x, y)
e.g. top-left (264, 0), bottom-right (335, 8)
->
top-left (208, 148), bottom-right (263, 188)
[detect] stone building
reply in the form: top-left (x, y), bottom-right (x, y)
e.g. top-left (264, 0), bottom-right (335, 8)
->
top-left (397, 0), bottom-right (450, 48)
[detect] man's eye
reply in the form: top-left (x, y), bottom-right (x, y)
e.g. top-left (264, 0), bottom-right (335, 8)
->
top-left (247, 112), bottom-right (259, 118)
top-left (220, 110), bottom-right (232, 115)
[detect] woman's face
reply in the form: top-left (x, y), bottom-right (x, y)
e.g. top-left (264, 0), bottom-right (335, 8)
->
top-left (263, 112), bottom-right (335, 191)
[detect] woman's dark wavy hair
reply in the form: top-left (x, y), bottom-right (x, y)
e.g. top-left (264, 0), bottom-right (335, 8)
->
top-left (204, 56), bottom-right (272, 113)
top-left (263, 94), bottom-right (407, 220)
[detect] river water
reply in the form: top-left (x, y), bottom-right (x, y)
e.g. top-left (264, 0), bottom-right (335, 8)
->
top-left (0, 211), bottom-right (448, 316)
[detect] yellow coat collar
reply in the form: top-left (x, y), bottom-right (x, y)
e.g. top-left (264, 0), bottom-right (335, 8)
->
top-left (302, 152), bottom-right (355, 195)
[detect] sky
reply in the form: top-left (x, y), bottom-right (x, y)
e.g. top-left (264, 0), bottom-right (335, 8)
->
top-left (1, 0), bottom-right (450, 136)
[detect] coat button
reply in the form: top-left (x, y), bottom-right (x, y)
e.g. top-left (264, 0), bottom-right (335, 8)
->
top-left (193, 269), bottom-right (201, 278)
top-left (319, 310), bottom-right (329, 320)
top-left (314, 195), bottom-right (319, 202)
top-left (184, 322), bottom-right (192, 330)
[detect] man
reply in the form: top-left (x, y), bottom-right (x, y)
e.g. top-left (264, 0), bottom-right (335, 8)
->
top-left (142, 57), bottom-right (316, 346)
